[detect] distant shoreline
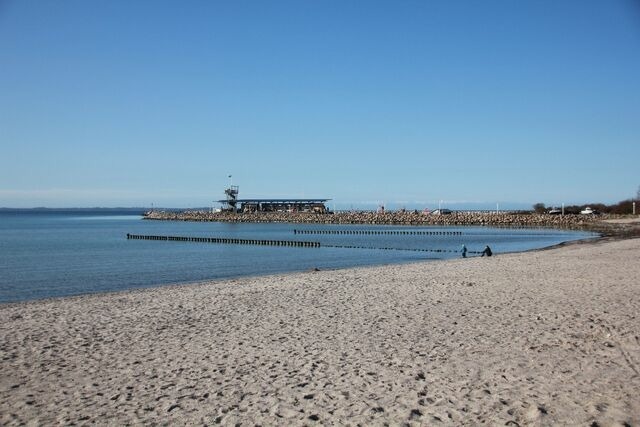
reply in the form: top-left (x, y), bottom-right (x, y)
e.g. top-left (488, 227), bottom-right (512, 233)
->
top-left (0, 207), bottom-right (150, 213)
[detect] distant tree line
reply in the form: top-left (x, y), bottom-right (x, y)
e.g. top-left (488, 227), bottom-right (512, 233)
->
top-left (533, 199), bottom-right (637, 215)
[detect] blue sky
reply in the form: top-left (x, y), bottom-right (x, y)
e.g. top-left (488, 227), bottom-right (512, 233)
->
top-left (1, 1), bottom-right (639, 209)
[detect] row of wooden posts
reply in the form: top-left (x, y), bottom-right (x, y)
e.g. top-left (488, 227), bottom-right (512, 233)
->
top-left (293, 229), bottom-right (463, 236)
top-left (323, 244), bottom-right (463, 253)
top-left (126, 234), bottom-right (320, 247)
top-left (126, 233), bottom-right (474, 254)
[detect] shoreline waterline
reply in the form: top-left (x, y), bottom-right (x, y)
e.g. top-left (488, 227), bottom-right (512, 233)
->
top-left (0, 228), bottom-right (609, 308)
top-left (1, 210), bottom-right (603, 304)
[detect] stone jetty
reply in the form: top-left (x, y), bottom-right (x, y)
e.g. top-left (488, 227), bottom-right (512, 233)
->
top-left (143, 210), bottom-right (614, 232)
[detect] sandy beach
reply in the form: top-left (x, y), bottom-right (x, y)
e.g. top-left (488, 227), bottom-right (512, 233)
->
top-left (1, 238), bottom-right (639, 426)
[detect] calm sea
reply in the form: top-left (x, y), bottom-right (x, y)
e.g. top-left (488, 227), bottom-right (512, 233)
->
top-left (0, 210), bottom-right (596, 303)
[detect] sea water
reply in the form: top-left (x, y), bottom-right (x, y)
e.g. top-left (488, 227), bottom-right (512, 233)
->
top-left (0, 210), bottom-right (597, 303)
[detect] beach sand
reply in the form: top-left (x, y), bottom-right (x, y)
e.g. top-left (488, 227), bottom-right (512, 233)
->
top-left (1, 238), bottom-right (639, 425)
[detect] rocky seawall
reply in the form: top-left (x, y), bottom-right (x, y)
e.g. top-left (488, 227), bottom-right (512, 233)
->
top-left (143, 210), bottom-right (613, 230)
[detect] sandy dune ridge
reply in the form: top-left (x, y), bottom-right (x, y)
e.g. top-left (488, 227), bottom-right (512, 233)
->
top-left (1, 238), bottom-right (639, 425)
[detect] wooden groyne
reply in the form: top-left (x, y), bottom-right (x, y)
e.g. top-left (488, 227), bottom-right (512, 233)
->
top-left (322, 244), bottom-right (466, 254)
top-left (126, 234), bottom-right (320, 248)
top-left (294, 229), bottom-right (462, 236)
top-left (126, 233), bottom-right (478, 254)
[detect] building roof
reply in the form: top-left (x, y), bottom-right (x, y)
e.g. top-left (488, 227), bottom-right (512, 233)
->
top-left (217, 198), bottom-right (330, 204)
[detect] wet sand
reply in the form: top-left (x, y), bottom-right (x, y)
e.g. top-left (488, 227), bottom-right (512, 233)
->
top-left (1, 238), bottom-right (639, 425)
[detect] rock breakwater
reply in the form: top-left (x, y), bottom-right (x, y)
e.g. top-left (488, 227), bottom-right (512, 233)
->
top-left (144, 210), bottom-right (608, 230)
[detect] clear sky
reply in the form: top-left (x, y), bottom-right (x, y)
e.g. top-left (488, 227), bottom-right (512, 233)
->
top-left (1, 1), bottom-right (639, 209)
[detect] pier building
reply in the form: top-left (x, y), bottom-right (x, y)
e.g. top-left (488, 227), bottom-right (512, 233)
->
top-left (217, 186), bottom-right (330, 213)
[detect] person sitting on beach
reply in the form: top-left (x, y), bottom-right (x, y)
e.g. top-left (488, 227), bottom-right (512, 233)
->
top-left (481, 245), bottom-right (493, 257)
top-left (461, 244), bottom-right (467, 258)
